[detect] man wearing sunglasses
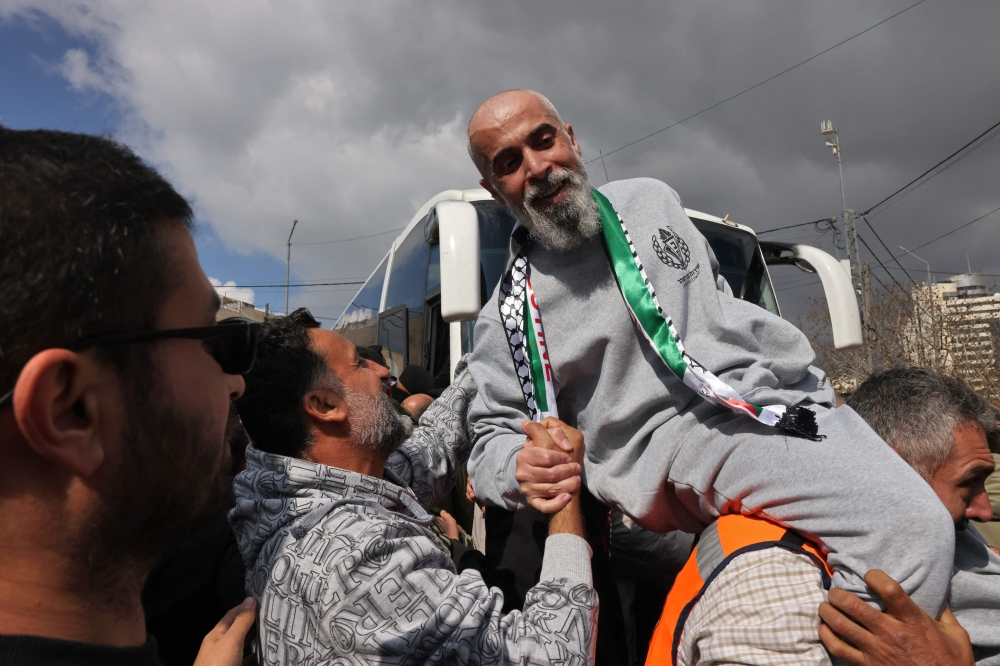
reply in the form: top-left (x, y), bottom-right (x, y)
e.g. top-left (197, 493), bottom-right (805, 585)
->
top-left (0, 127), bottom-right (256, 665)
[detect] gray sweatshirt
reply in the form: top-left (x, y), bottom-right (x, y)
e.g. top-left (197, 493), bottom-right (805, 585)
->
top-left (230, 363), bottom-right (598, 665)
top-left (467, 177), bottom-right (954, 615)
top-left (954, 526), bottom-right (1000, 665)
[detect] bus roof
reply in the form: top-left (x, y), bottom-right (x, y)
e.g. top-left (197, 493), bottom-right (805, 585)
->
top-left (391, 187), bottom-right (758, 250)
top-left (336, 188), bottom-right (760, 328)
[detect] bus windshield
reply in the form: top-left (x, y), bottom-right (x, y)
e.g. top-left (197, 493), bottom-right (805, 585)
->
top-left (472, 201), bottom-right (518, 298)
top-left (689, 220), bottom-right (779, 316)
top-left (469, 201), bottom-right (779, 316)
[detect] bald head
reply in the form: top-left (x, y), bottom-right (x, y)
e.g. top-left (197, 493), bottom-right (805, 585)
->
top-left (467, 90), bottom-right (565, 177)
top-left (465, 90), bottom-right (599, 253)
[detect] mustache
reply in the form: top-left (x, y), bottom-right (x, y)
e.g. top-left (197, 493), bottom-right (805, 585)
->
top-left (524, 169), bottom-right (575, 208)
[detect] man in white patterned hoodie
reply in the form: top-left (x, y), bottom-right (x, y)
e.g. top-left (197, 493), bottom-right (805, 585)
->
top-left (229, 309), bottom-right (598, 665)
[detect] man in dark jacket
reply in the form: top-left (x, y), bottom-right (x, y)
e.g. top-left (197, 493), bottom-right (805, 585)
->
top-left (0, 127), bottom-right (254, 665)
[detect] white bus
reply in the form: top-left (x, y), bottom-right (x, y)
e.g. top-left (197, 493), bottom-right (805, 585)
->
top-left (335, 189), bottom-right (861, 385)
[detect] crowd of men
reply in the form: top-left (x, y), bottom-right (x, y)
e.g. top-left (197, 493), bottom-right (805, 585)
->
top-left (1, 88), bottom-right (998, 666)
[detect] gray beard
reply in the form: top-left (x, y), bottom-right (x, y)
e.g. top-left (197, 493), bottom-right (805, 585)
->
top-left (504, 161), bottom-right (601, 252)
top-left (346, 388), bottom-right (411, 457)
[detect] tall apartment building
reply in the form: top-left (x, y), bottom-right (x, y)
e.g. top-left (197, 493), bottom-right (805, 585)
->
top-left (909, 272), bottom-right (1000, 392)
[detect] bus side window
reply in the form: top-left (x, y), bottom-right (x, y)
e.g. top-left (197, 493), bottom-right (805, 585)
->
top-left (377, 304), bottom-right (408, 376)
top-left (383, 217), bottom-right (432, 369)
top-left (424, 244), bottom-right (451, 387)
top-left (335, 253), bottom-right (389, 347)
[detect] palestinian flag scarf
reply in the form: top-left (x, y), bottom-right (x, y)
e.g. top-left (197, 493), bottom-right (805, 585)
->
top-left (497, 188), bottom-right (821, 440)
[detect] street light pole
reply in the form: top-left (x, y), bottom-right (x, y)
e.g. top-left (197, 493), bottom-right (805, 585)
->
top-left (285, 219), bottom-right (298, 315)
top-left (822, 120), bottom-right (870, 373)
top-left (821, 121), bottom-right (860, 286)
top-left (899, 246), bottom-right (932, 291)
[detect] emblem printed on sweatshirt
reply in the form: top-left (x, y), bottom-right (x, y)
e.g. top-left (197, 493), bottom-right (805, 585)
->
top-left (652, 227), bottom-right (691, 269)
top-left (677, 262), bottom-right (701, 286)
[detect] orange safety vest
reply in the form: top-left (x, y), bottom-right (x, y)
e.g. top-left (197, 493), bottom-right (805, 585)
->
top-left (645, 514), bottom-right (833, 666)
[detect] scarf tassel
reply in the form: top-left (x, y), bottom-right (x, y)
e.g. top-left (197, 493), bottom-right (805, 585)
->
top-left (775, 405), bottom-right (825, 442)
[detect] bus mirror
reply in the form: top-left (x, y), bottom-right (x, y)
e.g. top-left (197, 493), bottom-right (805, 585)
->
top-left (762, 242), bottom-right (863, 350)
top-left (437, 201), bottom-right (481, 323)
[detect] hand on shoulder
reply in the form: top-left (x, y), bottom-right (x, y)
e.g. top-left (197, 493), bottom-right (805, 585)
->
top-left (819, 569), bottom-right (974, 666)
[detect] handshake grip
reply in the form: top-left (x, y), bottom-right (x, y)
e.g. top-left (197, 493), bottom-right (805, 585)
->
top-left (515, 417), bottom-right (586, 515)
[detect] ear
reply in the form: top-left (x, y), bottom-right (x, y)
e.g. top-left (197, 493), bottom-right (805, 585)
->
top-left (13, 349), bottom-right (105, 477)
top-left (565, 123), bottom-right (582, 157)
top-left (479, 178), bottom-right (506, 207)
top-left (303, 387), bottom-right (348, 426)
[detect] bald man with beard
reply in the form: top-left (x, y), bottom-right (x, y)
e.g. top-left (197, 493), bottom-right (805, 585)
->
top-left (463, 90), bottom-right (956, 638)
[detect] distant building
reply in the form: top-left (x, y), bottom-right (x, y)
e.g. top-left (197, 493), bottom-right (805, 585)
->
top-left (908, 272), bottom-right (1000, 393)
top-left (216, 295), bottom-right (269, 323)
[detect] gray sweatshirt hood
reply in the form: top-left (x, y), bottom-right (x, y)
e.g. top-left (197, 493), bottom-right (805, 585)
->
top-left (230, 446), bottom-right (433, 569)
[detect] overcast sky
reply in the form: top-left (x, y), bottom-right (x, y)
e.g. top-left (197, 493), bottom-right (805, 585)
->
top-left (2, 0), bottom-right (998, 326)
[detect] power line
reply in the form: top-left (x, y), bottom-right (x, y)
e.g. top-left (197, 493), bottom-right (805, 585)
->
top-left (757, 218), bottom-right (837, 235)
top-left (586, 0), bottom-right (927, 164)
top-left (865, 264), bottom-right (897, 296)
top-left (776, 280), bottom-right (822, 293)
top-left (292, 227), bottom-right (405, 246)
top-left (856, 234), bottom-right (934, 322)
top-left (862, 117), bottom-right (1000, 215)
top-left (221, 280), bottom-right (365, 288)
top-left (841, 116), bottom-right (1000, 282)
top-left (856, 233), bottom-right (940, 325)
top-left (860, 214), bottom-right (919, 285)
top-left (857, 234), bottom-right (909, 290)
top-left (773, 274), bottom-right (827, 288)
top-left (875, 265), bottom-right (1000, 280)
top-left (886, 205), bottom-right (1000, 257)
top-left (868, 125), bottom-right (1000, 218)
top-left (217, 275), bottom-right (367, 285)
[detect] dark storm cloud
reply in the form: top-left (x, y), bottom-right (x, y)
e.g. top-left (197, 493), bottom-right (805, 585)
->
top-left (11, 0), bottom-right (999, 323)
top-left (317, 0), bottom-right (1000, 318)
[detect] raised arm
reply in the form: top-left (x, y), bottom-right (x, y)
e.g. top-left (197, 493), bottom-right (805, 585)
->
top-left (466, 312), bottom-right (540, 509)
top-left (384, 356), bottom-right (477, 510)
top-left (376, 420), bottom-right (595, 665)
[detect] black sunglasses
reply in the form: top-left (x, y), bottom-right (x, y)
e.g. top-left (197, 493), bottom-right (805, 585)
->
top-left (0, 318), bottom-right (259, 407)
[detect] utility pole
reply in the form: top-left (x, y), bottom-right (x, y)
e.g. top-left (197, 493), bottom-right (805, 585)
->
top-left (900, 246), bottom-right (937, 365)
top-left (285, 219), bottom-right (298, 315)
top-left (862, 262), bottom-right (873, 370)
top-left (821, 121), bottom-right (868, 348)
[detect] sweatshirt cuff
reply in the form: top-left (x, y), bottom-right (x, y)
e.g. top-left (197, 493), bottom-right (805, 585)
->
top-left (540, 534), bottom-right (593, 586)
top-left (501, 441), bottom-right (527, 508)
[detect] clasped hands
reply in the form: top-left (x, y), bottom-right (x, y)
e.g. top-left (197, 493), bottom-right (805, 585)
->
top-left (515, 417), bottom-right (585, 514)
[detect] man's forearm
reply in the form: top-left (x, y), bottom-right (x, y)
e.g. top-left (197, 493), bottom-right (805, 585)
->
top-left (549, 495), bottom-right (586, 538)
top-left (385, 363), bottom-right (478, 508)
top-left (468, 433), bottom-right (529, 509)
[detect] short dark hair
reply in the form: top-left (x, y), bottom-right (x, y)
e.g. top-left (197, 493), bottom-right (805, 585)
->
top-left (0, 127), bottom-right (193, 393)
top-left (358, 345), bottom-right (388, 369)
top-left (236, 309), bottom-right (337, 458)
top-left (847, 368), bottom-right (997, 481)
